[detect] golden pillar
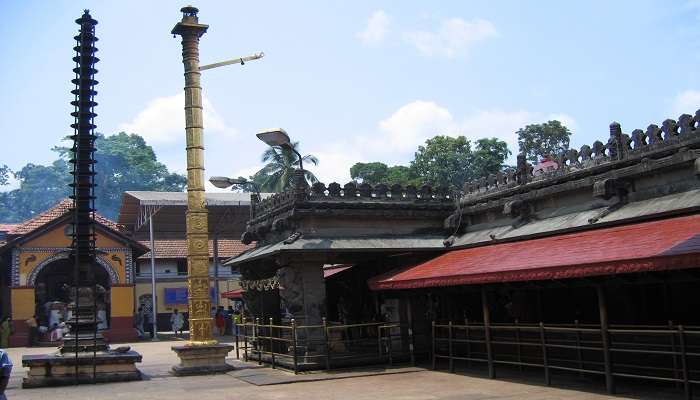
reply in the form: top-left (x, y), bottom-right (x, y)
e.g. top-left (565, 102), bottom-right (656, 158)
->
top-left (172, 5), bottom-right (215, 346)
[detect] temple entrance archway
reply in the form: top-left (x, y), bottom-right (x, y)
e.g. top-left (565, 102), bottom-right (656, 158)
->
top-left (33, 257), bottom-right (112, 335)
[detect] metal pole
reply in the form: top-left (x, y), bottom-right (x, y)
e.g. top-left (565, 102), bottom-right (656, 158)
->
top-left (575, 319), bottom-right (584, 377)
top-left (515, 319), bottom-right (522, 372)
top-left (243, 316), bottom-right (248, 361)
top-left (149, 215), bottom-right (158, 340)
top-left (323, 317), bottom-right (331, 370)
top-left (269, 317), bottom-right (275, 369)
top-left (670, 320), bottom-right (680, 388)
top-left (213, 234), bottom-right (220, 307)
top-left (596, 284), bottom-right (614, 394)
top-left (292, 319), bottom-right (298, 374)
top-left (481, 286), bottom-right (495, 379)
top-left (540, 322), bottom-right (550, 386)
top-left (448, 321), bottom-right (454, 372)
top-left (465, 318), bottom-right (471, 368)
top-left (679, 325), bottom-right (691, 400)
top-left (406, 297), bottom-right (415, 366)
top-left (431, 320), bottom-right (436, 370)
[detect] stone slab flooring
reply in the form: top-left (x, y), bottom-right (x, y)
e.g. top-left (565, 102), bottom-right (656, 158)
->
top-left (2, 337), bottom-right (687, 400)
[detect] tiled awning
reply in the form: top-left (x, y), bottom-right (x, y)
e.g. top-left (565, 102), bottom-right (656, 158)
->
top-left (369, 214), bottom-right (700, 290)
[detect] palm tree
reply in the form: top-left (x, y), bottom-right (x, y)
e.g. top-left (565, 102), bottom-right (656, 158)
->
top-left (255, 142), bottom-right (319, 192)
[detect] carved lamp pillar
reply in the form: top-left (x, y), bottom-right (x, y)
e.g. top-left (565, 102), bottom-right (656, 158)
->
top-left (172, 5), bottom-right (214, 347)
top-left (171, 5), bottom-right (232, 375)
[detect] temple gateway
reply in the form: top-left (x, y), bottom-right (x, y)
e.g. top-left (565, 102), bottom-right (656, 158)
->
top-left (226, 112), bottom-right (700, 395)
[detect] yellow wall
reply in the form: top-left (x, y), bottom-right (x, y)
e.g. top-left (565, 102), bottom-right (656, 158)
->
top-left (98, 250), bottom-right (127, 285)
top-left (111, 286), bottom-right (134, 318)
top-left (23, 222), bottom-right (123, 249)
top-left (134, 280), bottom-right (237, 314)
top-left (15, 221), bottom-right (130, 286)
top-left (11, 288), bottom-right (35, 320)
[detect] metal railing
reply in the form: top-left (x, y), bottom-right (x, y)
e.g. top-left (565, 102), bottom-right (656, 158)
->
top-left (232, 317), bottom-right (414, 374)
top-left (432, 320), bottom-right (700, 399)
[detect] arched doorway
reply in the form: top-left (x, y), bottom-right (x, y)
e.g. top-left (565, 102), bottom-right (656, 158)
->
top-left (33, 258), bottom-right (112, 338)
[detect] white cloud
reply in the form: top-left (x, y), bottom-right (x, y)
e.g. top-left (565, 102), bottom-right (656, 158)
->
top-left (118, 92), bottom-right (235, 144)
top-left (378, 100), bottom-right (455, 152)
top-left (405, 18), bottom-right (497, 58)
top-left (306, 147), bottom-right (365, 184)
top-left (357, 10), bottom-right (390, 46)
top-left (547, 113), bottom-right (578, 132)
top-left (670, 90), bottom-right (700, 117)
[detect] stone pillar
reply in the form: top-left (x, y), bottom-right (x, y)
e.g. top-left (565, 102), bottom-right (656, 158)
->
top-left (171, 6), bottom-right (232, 375)
top-left (278, 262), bottom-right (326, 325)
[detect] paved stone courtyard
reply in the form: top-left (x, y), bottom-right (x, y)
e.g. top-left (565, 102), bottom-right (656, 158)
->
top-left (2, 336), bottom-right (682, 400)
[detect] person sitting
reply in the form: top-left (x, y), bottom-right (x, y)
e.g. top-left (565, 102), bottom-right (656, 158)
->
top-left (49, 323), bottom-right (62, 342)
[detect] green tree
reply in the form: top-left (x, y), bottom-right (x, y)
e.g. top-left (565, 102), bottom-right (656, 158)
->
top-left (410, 135), bottom-right (472, 189)
top-left (472, 137), bottom-right (511, 177)
top-left (350, 162), bottom-right (389, 184)
top-left (91, 133), bottom-right (187, 218)
top-left (0, 132), bottom-right (187, 222)
top-left (516, 120), bottom-right (571, 162)
top-left (255, 142), bottom-right (319, 192)
top-left (349, 162), bottom-right (421, 186)
top-left (0, 161), bottom-right (72, 222)
top-left (385, 165), bottom-right (421, 186)
top-left (409, 135), bottom-right (510, 191)
top-left (0, 165), bottom-right (10, 186)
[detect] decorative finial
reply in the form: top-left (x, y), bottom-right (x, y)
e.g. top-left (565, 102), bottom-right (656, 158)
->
top-left (181, 5), bottom-right (199, 18)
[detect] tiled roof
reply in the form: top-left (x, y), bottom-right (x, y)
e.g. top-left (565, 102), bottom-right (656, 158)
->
top-left (0, 224), bottom-right (19, 232)
top-left (8, 199), bottom-right (121, 236)
top-left (139, 239), bottom-right (253, 259)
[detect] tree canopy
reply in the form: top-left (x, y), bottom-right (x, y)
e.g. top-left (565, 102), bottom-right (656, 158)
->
top-left (349, 162), bottom-right (420, 186)
top-left (253, 142), bottom-right (319, 193)
top-left (0, 132), bottom-right (186, 222)
top-left (409, 135), bottom-right (510, 190)
top-left (349, 135), bottom-right (511, 193)
top-left (517, 120), bottom-right (571, 162)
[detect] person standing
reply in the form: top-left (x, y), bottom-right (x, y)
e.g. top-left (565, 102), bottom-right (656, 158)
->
top-left (215, 308), bottom-right (225, 336)
top-left (170, 309), bottom-right (184, 337)
top-left (144, 307), bottom-right (154, 339)
top-left (0, 318), bottom-right (11, 349)
top-left (0, 348), bottom-right (12, 400)
top-left (134, 307), bottom-right (145, 339)
top-left (25, 315), bottom-right (38, 347)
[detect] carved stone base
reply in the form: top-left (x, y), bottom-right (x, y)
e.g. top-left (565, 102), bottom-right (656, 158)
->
top-left (171, 344), bottom-right (234, 376)
top-left (22, 351), bottom-right (142, 388)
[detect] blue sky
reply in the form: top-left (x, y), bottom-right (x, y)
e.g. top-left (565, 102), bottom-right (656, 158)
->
top-left (2, 0), bottom-right (700, 190)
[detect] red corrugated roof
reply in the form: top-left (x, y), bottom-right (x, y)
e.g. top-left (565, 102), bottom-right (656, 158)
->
top-left (139, 239), bottom-right (253, 259)
top-left (8, 199), bottom-right (120, 235)
top-left (369, 214), bottom-right (700, 290)
top-left (221, 289), bottom-right (244, 299)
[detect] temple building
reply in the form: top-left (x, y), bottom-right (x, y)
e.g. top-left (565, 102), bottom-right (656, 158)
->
top-left (226, 110), bottom-right (700, 394)
top-left (0, 199), bottom-right (148, 346)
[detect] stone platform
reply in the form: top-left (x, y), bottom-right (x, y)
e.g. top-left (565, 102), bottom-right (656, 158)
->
top-left (171, 344), bottom-right (234, 376)
top-left (21, 351), bottom-right (142, 388)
